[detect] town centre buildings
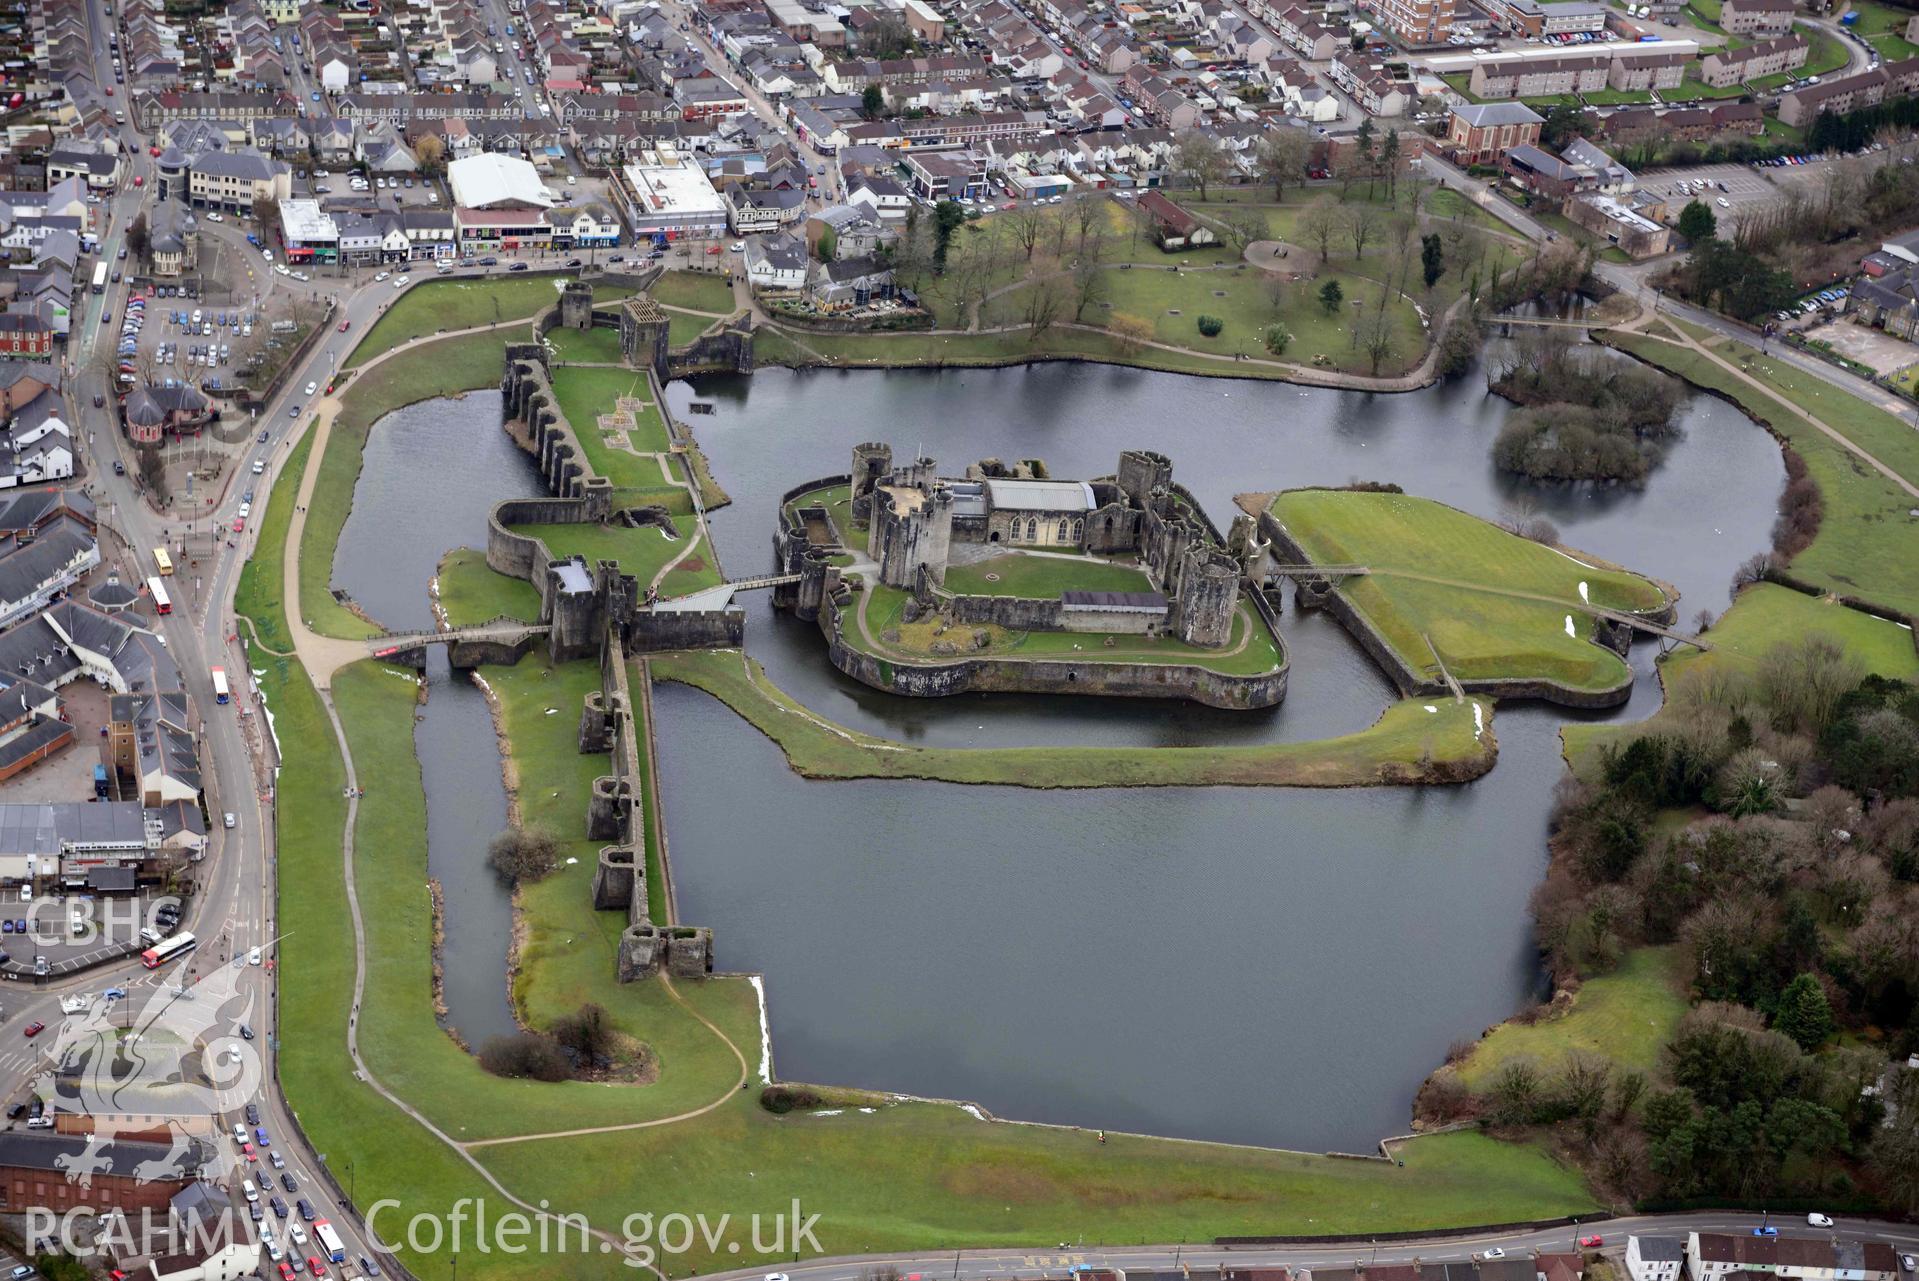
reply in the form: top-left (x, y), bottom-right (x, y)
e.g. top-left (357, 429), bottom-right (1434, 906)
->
top-left (612, 148), bottom-right (730, 239)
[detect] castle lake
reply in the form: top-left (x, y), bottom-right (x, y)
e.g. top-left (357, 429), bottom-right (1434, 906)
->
top-left (337, 355), bottom-right (1785, 1151)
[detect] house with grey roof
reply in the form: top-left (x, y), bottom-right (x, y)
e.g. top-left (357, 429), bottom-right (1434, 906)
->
top-left (0, 387), bottom-right (74, 489)
top-left (745, 231), bottom-right (808, 292)
top-left (0, 501), bottom-right (97, 631)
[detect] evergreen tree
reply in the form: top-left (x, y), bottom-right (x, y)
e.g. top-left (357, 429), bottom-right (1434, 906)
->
top-left (1773, 972), bottom-right (1835, 1050)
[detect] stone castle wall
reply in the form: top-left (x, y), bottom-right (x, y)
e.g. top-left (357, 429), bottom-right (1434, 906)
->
top-left (821, 589), bottom-right (1286, 710)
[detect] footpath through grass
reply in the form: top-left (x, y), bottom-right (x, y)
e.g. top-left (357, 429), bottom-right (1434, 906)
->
top-left (507, 515), bottom-right (720, 594)
top-left (652, 647), bottom-right (1489, 786)
top-left (346, 275), bottom-right (634, 367)
top-left (1444, 946), bottom-right (1690, 1091)
top-left (1270, 490), bottom-right (1667, 693)
top-left (1604, 324), bottom-right (1919, 618)
top-left (300, 328), bottom-right (521, 639)
top-left (475, 1113), bottom-right (1595, 1278)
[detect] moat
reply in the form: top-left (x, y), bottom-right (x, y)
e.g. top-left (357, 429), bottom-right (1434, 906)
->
top-left (336, 355), bottom-right (1786, 1151)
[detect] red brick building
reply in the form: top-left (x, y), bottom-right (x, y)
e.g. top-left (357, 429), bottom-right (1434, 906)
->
top-left (1447, 101), bottom-right (1544, 165)
top-left (0, 1133), bottom-right (197, 1216)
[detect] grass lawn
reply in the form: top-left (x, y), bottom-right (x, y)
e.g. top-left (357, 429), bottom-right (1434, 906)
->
top-left (1655, 74), bottom-right (1750, 101)
top-left (1446, 947), bottom-right (1690, 1090)
top-left (333, 659), bottom-right (765, 1141)
top-left (1269, 489), bottom-right (1668, 693)
top-left (301, 329), bottom-right (521, 640)
top-left (508, 516), bottom-right (721, 594)
top-left (942, 551), bottom-right (1154, 597)
top-left (663, 306), bottom-right (720, 347)
top-left (653, 647), bottom-right (1483, 788)
top-left (1605, 324), bottom-right (1919, 617)
top-left (546, 365), bottom-right (685, 507)
top-left (550, 365), bottom-right (663, 448)
top-left (437, 546), bottom-right (542, 628)
top-left (1843, 0), bottom-right (1919, 58)
top-left (1580, 87), bottom-right (1656, 105)
top-left (984, 261), bottom-right (1430, 376)
top-left (1561, 582), bottom-right (1919, 771)
top-left (784, 482), bottom-right (860, 545)
top-left (545, 322), bottom-right (625, 365)
top-left (476, 1108), bottom-right (1593, 1278)
top-left (649, 270), bottom-right (737, 314)
top-left (234, 428), bottom-right (314, 657)
top-left (487, 655), bottom-right (680, 997)
top-left (1804, 26), bottom-right (1855, 75)
top-left (346, 276), bottom-right (630, 367)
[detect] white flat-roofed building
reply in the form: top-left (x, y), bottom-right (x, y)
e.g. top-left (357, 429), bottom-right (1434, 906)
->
top-left (277, 198), bottom-right (339, 262)
top-left (613, 148), bottom-right (730, 238)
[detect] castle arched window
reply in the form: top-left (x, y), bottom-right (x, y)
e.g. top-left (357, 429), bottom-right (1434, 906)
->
top-left (1072, 519), bottom-right (1084, 542)
top-left (1025, 518), bottom-right (1038, 541)
top-left (1056, 519), bottom-right (1069, 542)
top-left (1104, 516), bottom-right (1115, 535)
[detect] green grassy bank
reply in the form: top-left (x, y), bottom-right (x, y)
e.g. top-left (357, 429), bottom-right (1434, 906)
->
top-left (1603, 325), bottom-right (1919, 618)
top-left (1270, 490), bottom-right (1669, 693)
top-left (299, 328), bottom-right (522, 639)
top-left (346, 276), bottom-right (635, 368)
top-left (651, 647), bottom-right (1490, 787)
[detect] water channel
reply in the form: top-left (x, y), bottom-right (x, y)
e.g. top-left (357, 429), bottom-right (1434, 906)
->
top-left (335, 353), bottom-right (1788, 1151)
top-left (334, 390), bottom-right (542, 1050)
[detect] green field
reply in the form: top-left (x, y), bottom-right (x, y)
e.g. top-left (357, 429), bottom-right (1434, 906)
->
top-left (302, 329), bottom-right (522, 639)
top-left (943, 552), bottom-right (1154, 597)
top-left (1606, 324), bottom-right (1919, 617)
top-left (346, 276), bottom-right (632, 367)
top-left (1269, 490), bottom-right (1668, 693)
top-left (650, 269), bottom-right (737, 314)
top-left (654, 648), bottom-right (1481, 788)
top-left (476, 1110), bottom-right (1592, 1276)
top-left (1561, 582), bottom-right (1919, 770)
top-left (545, 322), bottom-right (625, 364)
top-left (437, 546), bottom-right (541, 628)
top-left (1841, 0), bottom-right (1919, 59)
top-left (1446, 946), bottom-right (1690, 1090)
top-left (234, 429), bottom-right (314, 657)
top-left (545, 365), bottom-right (685, 508)
top-left (508, 516), bottom-right (721, 596)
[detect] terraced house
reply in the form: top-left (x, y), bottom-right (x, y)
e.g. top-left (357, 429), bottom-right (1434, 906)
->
top-left (1778, 55), bottom-right (1919, 125)
top-left (1717, 0), bottom-right (1795, 35)
top-left (132, 89), bottom-right (298, 131)
top-left (1698, 34), bottom-right (1808, 87)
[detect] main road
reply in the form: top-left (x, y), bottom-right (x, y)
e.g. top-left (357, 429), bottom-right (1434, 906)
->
top-left (690, 1211), bottom-right (1919, 1281)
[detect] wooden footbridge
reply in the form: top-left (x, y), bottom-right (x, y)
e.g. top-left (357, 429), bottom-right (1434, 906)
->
top-left (1265, 562), bottom-right (1370, 582)
top-left (1587, 605), bottom-right (1711, 652)
top-left (652, 572), bottom-right (801, 613)
top-left (368, 619), bottom-right (551, 658)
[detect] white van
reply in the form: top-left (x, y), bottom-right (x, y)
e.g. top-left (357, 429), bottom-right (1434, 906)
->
top-left (138, 927), bottom-right (161, 945)
top-left (242, 1179), bottom-right (259, 1203)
